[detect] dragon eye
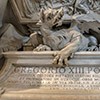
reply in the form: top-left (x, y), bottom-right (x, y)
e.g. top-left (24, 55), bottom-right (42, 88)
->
top-left (47, 13), bottom-right (53, 20)
top-left (47, 16), bottom-right (52, 20)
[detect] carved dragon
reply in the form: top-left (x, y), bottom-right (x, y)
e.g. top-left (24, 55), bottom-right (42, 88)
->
top-left (33, 8), bottom-right (98, 66)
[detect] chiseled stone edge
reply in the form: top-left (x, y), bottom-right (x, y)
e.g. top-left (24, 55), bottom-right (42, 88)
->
top-left (1, 90), bottom-right (100, 100)
top-left (2, 51), bottom-right (100, 66)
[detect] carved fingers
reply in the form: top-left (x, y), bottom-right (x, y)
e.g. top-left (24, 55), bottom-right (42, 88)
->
top-left (34, 44), bottom-right (51, 51)
top-left (0, 38), bottom-right (22, 53)
top-left (0, 44), bottom-right (18, 54)
top-left (53, 51), bottom-right (69, 66)
top-left (87, 46), bottom-right (99, 51)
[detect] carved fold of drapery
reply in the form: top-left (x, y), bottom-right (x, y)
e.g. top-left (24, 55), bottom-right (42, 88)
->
top-left (0, 0), bottom-right (8, 28)
top-left (0, 88), bottom-right (5, 97)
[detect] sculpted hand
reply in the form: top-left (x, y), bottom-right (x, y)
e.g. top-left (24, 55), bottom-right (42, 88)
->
top-left (33, 44), bottom-right (51, 51)
top-left (87, 46), bottom-right (99, 51)
top-left (53, 51), bottom-right (69, 66)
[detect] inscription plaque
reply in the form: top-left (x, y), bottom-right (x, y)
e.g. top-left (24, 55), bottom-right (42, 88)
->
top-left (1, 51), bottom-right (100, 100)
top-left (2, 66), bottom-right (100, 90)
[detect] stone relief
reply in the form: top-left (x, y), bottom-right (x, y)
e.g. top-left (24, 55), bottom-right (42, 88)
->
top-left (0, 1), bottom-right (100, 99)
top-left (33, 8), bottom-right (98, 66)
top-left (0, 0), bottom-right (100, 65)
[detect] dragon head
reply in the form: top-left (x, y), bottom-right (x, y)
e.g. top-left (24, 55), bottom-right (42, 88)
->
top-left (38, 8), bottom-right (64, 29)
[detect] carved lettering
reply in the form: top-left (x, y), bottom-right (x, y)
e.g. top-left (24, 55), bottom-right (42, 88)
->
top-left (2, 66), bottom-right (100, 90)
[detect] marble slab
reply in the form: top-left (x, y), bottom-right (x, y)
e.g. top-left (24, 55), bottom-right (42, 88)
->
top-left (0, 51), bottom-right (100, 100)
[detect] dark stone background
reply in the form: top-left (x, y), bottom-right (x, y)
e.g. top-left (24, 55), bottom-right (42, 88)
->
top-left (0, 57), bottom-right (5, 70)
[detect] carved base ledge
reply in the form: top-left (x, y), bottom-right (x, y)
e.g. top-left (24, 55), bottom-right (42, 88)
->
top-left (1, 89), bottom-right (100, 100)
top-left (3, 51), bottom-right (100, 66)
top-left (0, 51), bottom-right (100, 100)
